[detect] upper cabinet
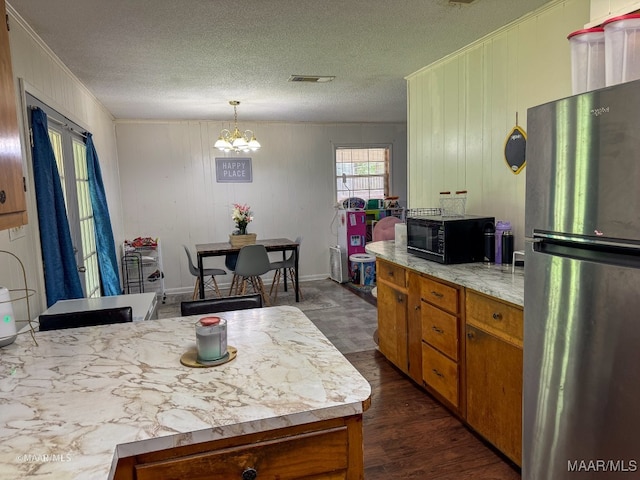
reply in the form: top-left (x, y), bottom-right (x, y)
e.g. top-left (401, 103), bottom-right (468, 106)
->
top-left (0, 0), bottom-right (27, 231)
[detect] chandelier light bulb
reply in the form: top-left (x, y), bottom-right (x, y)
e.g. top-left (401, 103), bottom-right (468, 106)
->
top-left (248, 136), bottom-right (261, 151)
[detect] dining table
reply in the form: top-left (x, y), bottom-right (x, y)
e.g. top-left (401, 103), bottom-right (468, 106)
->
top-left (195, 238), bottom-right (300, 301)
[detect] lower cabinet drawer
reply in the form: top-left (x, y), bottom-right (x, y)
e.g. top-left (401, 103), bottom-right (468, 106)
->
top-left (421, 301), bottom-right (458, 361)
top-left (377, 259), bottom-right (406, 288)
top-left (466, 290), bottom-right (523, 345)
top-left (135, 426), bottom-right (349, 480)
top-left (420, 276), bottom-right (459, 314)
top-left (422, 343), bottom-right (459, 408)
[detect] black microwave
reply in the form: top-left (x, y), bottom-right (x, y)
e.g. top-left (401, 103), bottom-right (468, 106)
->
top-left (406, 214), bottom-right (494, 264)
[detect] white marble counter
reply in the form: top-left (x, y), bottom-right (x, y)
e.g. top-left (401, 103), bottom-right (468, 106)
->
top-left (366, 241), bottom-right (524, 306)
top-left (0, 306), bottom-right (371, 480)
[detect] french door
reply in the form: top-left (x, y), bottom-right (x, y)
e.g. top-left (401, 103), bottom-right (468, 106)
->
top-left (27, 94), bottom-right (101, 298)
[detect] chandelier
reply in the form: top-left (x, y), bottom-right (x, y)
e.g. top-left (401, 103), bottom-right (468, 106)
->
top-left (214, 101), bottom-right (261, 153)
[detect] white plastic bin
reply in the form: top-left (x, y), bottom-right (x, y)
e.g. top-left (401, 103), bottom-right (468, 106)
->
top-left (568, 27), bottom-right (606, 94)
top-left (394, 223), bottom-right (407, 249)
top-left (603, 13), bottom-right (640, 86)
top-left (349, 253), bottom-right (376, 286)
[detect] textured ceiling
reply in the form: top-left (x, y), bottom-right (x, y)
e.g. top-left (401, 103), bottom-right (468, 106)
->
top-left (8, 0), bottom-right (553, 123)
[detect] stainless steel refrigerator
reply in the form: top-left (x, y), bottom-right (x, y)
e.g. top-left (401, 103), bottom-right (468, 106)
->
top-left (524, 79), bottom-right (640, 479)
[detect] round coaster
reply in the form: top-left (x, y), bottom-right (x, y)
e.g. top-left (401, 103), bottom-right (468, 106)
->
top-left (180, 346), bottom-right (237, 368)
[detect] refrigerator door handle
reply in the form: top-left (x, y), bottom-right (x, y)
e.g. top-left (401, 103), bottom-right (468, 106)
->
top-left (532, 235), bottom-right (640, 269)
top-left (532, 231), bottom-right (640, 251)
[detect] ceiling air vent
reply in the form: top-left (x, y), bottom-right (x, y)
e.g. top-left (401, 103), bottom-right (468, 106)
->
top-left (449, 0), bottom-right (476, 3)
top-left (288, 75), bottom-right (335, 83)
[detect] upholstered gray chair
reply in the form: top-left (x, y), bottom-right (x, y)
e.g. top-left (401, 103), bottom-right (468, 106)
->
top-left (183, 245), bottom-right (226, 300)
top-left (233, 244), bottom-right (271, 306)
top-left (269, 236), bottom-right (303, 302)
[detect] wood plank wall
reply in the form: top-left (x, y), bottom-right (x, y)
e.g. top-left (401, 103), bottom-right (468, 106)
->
top-left (406, 0), bottom-right (590, 250)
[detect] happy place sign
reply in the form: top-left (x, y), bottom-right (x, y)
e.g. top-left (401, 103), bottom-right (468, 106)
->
top-left (215, 158), bottom-right (253, 183)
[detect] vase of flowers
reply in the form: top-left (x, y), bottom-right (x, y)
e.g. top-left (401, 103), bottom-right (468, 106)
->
top-left (229, 203), bottom-right (256, 247)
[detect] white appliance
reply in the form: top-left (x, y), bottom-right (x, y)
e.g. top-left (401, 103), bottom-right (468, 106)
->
top-left (329, 246), bottom-right (349, 283)
top-left (0, 287), bottom-right (17, 347)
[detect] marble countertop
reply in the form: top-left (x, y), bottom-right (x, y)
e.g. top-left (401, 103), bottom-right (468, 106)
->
top-left (0, 306), bottom-right (371, 480)
top-left (366, 241), bottom-right (524, 306)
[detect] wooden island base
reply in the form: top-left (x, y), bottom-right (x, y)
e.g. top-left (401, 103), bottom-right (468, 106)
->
top-left (115, 416), bottom-right (364, 480)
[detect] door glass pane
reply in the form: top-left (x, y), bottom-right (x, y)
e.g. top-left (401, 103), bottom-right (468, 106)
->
top-left (73, 139), bottom-right (100, 298)
top-left (48, 129), bottom-right (68, 207)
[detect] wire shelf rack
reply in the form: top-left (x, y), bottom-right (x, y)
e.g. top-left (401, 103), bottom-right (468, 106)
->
top-left (406, 207), bottom-right (442, 218)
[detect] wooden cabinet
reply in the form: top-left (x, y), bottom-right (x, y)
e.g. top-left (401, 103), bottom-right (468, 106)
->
top-left (377, 263), bottom-right (464, 412)
top-left (376, 259), bottom-right (408, 373)
top-left (374, 258), bottom-right (524, 464)
top-left (115, 416), bottom-right (363, 480)
top-left (465, 290), bottom-right (523, 466)
top-left (0, 0), bottom-right (27, 231)
top-left (406, 272), bottom-right (423, 383)
top-left (417, 274), bottom-right (463, 411)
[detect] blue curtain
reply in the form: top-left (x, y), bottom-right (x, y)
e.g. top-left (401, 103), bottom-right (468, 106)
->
top-left (85, 133), bottom-right (121, 296)
top-left (30, 108), bottom-right (84, 307)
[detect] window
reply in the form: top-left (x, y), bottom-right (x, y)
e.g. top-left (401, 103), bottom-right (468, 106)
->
top-left (27, 94), bottom-right (101, 298)
top-left (335, 146), bottom-right (390, 204)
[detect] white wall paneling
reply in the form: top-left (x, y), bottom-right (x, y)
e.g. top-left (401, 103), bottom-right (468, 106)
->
top-left (406, 0), bottom-right (590, 251)
top-left (116, 121), bottom-right (407, 294)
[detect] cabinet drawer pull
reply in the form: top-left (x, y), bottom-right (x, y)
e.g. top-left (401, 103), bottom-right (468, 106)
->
top-left (242, 467), bottom-right (258, 480)
top-left (467, 332), bottom-right (475, 339)
top-left (397, 294), bottom-right (404, 303)
top-left (387, 270), bottom-right (394, 277)
top-left (414, 305), bottom-right (420, 311)
top-left (430, 290), bottom-right (443, 298)
top-left (0, 190), bottom-right (5, 204)
top-left (432, 368), bottom-right (444, 378)
top-left (431, 325), bottom-right (444, 334)
top-left (492, 312), bottom-right (503, 321)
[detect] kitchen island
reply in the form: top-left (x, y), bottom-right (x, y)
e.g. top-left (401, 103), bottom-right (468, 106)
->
top-left (0, 306), bottom-right (371, 479)
top-left (366, 240), bottom-right (524, 466)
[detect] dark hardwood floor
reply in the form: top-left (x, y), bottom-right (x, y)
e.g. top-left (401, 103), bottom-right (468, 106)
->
top-left (345, 349), bottom-right (521, 480)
